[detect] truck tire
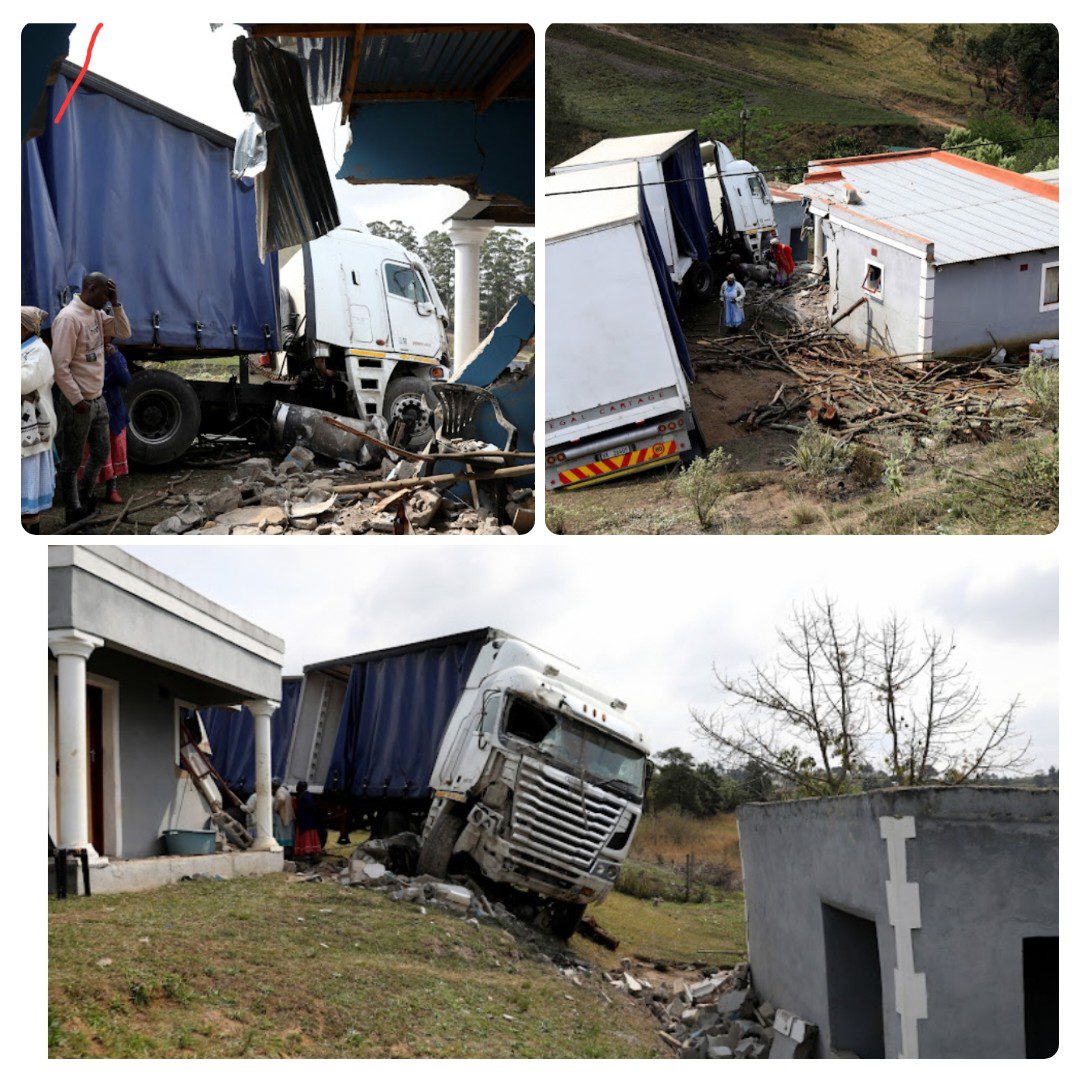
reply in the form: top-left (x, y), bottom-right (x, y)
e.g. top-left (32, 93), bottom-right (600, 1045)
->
top-left (547, 901), bottom-right (587, 940)
top-left (125, 369), bottom-right (202, 466)
top-left (684, 260), bottom-right (715, 303)
top-left (416, 808), bottom-right (465, 878)
top-left (383, 376), bottom-right (436, 451)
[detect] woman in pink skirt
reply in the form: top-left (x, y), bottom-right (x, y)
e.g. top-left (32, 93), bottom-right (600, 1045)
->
top-left (78, 339), bottom-right (131, 504)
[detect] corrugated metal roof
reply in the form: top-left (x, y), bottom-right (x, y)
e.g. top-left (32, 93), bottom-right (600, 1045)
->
top-left (354, 29), bottom-right (532, 97)
top-left (800, 151), bottom-right (1058, 265)
top-left (553, 130), bottom-right (696, 171)
top-left (546, 162), bottom-right (642, 242)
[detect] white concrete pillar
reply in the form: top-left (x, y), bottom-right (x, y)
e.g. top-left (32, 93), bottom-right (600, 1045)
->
top-left (447, 220), bottom-right (494, 365)
top-left (812, 213), bottom-right (825, 276)
top-left (247, 698), bottom-right (280, 852)
top-left (48, 629), bottom-right (105, 861)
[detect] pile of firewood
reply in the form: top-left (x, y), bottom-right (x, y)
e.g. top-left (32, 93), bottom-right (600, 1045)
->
top-left (692, 322), bottom-right (1034, 446)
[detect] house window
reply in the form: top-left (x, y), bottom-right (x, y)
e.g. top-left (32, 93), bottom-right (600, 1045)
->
top-left (862, 260), bottom-right (884, 297)
top-left (1040, 262), bottom-right (1059, 312)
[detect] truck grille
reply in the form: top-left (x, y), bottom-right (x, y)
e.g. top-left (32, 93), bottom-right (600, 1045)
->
top-left (507, 758), bottom-right (624, 882)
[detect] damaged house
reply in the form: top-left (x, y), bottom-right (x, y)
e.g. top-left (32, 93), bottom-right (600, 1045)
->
top-left (797, 150), bottom-right (1059, 358)
top-left (737, 787), bottom-right (1058, 1058)
top-left (48, 547), bottom-right (285, 893)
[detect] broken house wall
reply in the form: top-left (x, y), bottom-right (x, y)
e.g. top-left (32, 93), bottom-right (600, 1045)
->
top-left (737, 787), bottom-right (1058, 1058)
top-left (931, 248), bottom-right (1059, 356)
top-left (825, 222), bottom-right (923, 358)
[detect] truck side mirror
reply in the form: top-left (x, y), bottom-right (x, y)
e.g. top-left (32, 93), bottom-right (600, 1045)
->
top-left (417, 301), bottom-right (435, 316)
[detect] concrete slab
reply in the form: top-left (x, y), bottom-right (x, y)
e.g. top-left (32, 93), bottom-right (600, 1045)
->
top-left (89, 850), bottom-right (283, 894)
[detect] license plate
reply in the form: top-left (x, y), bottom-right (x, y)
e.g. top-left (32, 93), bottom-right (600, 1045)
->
top-left (598, 444), bottom-right (632, 462)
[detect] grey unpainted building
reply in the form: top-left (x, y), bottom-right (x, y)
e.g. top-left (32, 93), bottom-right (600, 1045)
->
top-left (48, 546), bottom-right (285, 891)
top-left (796, 150), bottom-right (1059, 358)
top-left (737, 786), bottom-right (1058, 1059)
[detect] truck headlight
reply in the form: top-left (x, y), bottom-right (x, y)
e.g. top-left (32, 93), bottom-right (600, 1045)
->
top-left (592, 860), bottom-right (619, 881)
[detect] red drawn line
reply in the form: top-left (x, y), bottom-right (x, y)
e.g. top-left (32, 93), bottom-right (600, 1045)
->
top-left (53, 22), bottom-right (104, 125)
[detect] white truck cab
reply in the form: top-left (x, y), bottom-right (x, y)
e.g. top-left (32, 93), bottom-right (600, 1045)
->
top-left (278, 226), bottom-right (451, 440)
top-left (700, 139), bottom-right (777, 258)
top-left (425, 634), bottom-right (649, 926)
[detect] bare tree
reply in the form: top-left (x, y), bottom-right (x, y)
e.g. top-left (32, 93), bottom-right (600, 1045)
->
top-left (692, 597), bottom-right (1030, 797)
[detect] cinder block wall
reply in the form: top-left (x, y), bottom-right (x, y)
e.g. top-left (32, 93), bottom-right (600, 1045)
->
top-left (737, 787), bottom-right (1057, 1058)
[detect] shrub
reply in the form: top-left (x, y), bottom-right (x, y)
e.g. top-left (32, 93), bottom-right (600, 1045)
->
top-left (785, 426), bottom-right (852, 484)
top-left (675, 447), bottom-right (731, 529)
top-left (1021, 357), bottom-right (1059, 431)
top-left (849, 444), bottom-right (885, 488)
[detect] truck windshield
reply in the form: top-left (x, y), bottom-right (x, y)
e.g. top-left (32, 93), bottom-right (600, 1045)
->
top-left (503, 697), bottom-right (645, 798)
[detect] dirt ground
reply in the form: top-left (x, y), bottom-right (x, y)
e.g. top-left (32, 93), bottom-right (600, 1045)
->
top-left (39, 459), bottom-right (245, 536)
top-left (546, 286), bottom-right (1058, 537)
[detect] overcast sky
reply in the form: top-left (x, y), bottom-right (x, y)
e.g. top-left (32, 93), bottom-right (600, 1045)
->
top-left (68, 22), bottom-right (528, 239)
top-left (123, 543), bottom-right (1059, 772)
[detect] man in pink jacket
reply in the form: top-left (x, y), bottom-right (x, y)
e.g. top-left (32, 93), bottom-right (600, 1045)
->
top-left (50, 272), bottom-right (132, 524)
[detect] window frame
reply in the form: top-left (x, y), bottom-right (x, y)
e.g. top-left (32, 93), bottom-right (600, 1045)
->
top-left (383, 261), bottom-right (429, 304)
top-left (1039, 261), bottom-right (1059, 313)
top-left (862, 258), bottom-right (884, 299)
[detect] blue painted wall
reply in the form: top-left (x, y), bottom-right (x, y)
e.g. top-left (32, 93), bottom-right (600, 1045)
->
top-left (340, 99), bottom-right (533, 209)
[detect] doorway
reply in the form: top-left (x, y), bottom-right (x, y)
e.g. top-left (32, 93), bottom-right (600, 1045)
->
top-left (87, 685), bottom-right (105, 856)
top-left (1023, 936), bottom-right (1058, 1058)
top-left (822, 902), bottom-right (886, 1058)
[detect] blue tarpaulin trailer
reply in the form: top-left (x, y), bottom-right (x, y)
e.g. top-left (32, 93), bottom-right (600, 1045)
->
top-left (200, 678), bottom-right (302, 795)
top-left (22, 61), bottom-right (280, 357)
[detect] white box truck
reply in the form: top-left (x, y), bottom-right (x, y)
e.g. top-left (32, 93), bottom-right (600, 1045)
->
top-left (285, 628), bottom-right (650, 938)
top-left (545, 162), bottom-right (697, 490)
top-left (552, 130), bottom-right (777, 302)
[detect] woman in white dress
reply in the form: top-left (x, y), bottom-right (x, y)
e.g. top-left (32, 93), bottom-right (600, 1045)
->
top-left (21, 306), bottom-right (57, 533)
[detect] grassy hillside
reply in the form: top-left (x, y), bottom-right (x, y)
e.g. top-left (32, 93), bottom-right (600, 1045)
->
top-left (547, 23), bottom-right (989, 170)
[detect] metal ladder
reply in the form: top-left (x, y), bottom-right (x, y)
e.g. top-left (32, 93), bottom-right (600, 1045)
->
top-left (179, 721), bottom-right (254, 850)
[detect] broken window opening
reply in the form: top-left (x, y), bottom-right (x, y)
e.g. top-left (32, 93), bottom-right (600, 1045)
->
top-left (822, 902), bottom-right (885, 1058)
top-left (1023, 936), bottom-right (1058, 1058)
top-left (862, 261), bottom-right (883, 297)
top-left (505, 697), bottom-right (557, 743)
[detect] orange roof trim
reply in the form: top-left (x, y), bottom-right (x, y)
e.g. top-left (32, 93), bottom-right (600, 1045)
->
top-left (929, 151), bottom-right (1058, 202)
top-left (803, 147), bottom-right (1058, 203)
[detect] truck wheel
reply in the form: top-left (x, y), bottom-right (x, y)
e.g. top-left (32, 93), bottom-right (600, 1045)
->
top-left (383, 376), bottom-right (436, 451)
top-left (684, 261), bottom-right (716, 302)
top-left (416, 808), bottom-right (465, 878)
top-left (125, 369), bottom-right (202, 466)
top-left (547, 901), bottom-right (587, 940)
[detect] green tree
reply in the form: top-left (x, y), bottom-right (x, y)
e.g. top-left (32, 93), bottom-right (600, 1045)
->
top-left (367, 219), bottom-right (420, 253)
top-left (419, 230), bottom-right (454, 311)
top-left (479, 228), bottom-right (533, 334)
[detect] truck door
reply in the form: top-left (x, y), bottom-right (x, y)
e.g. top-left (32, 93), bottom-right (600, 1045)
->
top-left (344, 263), bottom-right (375, 346)
top-left (382, 260), bottom-right (440, 356)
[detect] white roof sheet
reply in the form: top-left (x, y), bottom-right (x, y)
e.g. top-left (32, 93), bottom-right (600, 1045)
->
top-left (545, 162), bottom-right (643, 242)
top-left (553, 130), bottom-right (695, 170)
top-left (801, 154), bottom-right (1058, 264)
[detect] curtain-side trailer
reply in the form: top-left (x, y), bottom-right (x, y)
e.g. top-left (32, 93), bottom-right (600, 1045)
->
top-left (284, 628), bottom-right (650, 938)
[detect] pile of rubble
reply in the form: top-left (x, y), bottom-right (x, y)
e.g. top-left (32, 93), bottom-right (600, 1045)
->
top-left (150, 446), bottom-right (534, 536)
top-left (608, 960), bottom-right (816, 1058)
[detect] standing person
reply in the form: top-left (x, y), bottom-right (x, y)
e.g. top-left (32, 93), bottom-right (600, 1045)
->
top-left (21, 307), bottom-right (58, 533)
top-left (273, 778), bottom-right (295, 857)
top-left (721, 274), bottom-right (746, 331)
top-left (770, 237), bottom-right (795, 286)
top-left (292, 780), bottom-right (323, 864)
top-left (78, 339), bottom-right (132, 505)
top-left (50, 272), bottom-right (132, 525)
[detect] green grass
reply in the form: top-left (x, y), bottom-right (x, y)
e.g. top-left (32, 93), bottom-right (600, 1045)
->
top-left (546, 23), bottom-right (988, 168)
top-left (48, 875), bottom-right (666, 1058)
top-left (142, 356), bottom-right (240, 382)
top-left (579, 891), bottom-right (746, 968)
